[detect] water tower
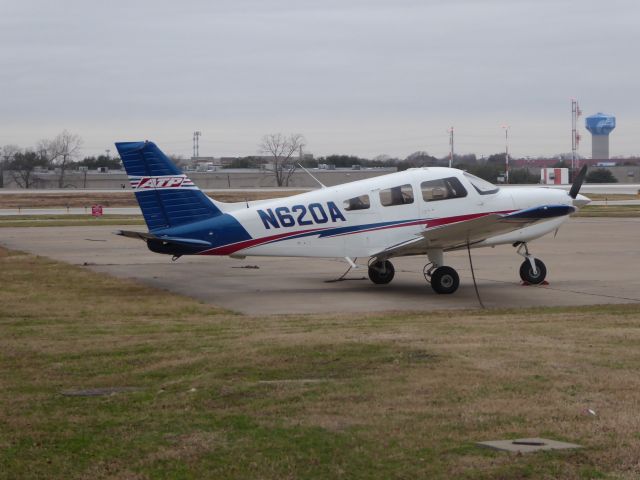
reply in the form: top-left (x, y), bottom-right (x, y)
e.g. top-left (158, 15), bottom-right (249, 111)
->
top-left (585, 112), bottom-right (615, 160)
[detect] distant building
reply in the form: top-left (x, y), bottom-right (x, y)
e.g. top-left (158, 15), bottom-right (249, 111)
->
top-left (540, 167), bottom-right (569, 185)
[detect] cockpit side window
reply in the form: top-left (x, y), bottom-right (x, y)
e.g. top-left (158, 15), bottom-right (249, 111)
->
top-left (379, 184), bottom-right (414, 207)
top-left (343, 194), bottom-right (370, 211)
top-left (463, 172), bottom-right (500, 195)
top-left (421, 177), bottom-right (467, 202)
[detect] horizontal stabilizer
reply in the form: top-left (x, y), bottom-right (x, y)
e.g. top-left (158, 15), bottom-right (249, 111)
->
top-left (116, 230), bottom-right (212, 247)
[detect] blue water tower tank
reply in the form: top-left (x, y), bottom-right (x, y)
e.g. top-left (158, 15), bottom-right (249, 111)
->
top-left (585, 112), bottom-right (616, 159)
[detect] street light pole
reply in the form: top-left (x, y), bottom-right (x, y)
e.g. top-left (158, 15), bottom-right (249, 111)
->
top-left (502, 125), bottom-right (510, 184)
top-left (448, 127), bottom-right (454, 168)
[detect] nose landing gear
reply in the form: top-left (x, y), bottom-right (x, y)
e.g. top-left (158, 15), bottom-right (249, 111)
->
top-left (515, 242), bottom-right (547, 284)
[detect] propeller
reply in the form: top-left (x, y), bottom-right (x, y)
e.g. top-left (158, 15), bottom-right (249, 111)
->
top-left (569, 165), bottom-right (588, 199)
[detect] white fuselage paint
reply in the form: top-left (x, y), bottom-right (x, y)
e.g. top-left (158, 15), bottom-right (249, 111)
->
top-left (217, 168), bottom-right (579, 259)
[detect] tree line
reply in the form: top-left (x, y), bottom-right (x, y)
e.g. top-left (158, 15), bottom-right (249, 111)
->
top-left (1, 130), bottom-right (86, 188)
top-left (1, 131), bottom-right (621, 189)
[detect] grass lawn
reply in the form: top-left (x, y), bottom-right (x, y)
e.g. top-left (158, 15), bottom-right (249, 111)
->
top-left (0, 191), bottom-right (308, 209)
top-left (574, 205), bottom-right (640, 217)
top-left (1, 246), bottom-right (640, 479)
top-left (0, 215), bottom-right (145, 228)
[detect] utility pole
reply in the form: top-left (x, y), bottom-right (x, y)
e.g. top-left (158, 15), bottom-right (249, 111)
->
top-left (193, 131), bottom-right (202, 158)
top-left (571, 98), bottom-right (581, 172)
top-left (502, 125), bottom-right (510, 184)
top-left (448, 127), bottom-right (454, 168)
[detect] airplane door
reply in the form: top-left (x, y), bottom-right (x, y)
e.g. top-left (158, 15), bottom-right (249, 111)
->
top-left (343, 189), bottom-right (380, 257)
top-left (374, 183), bottom-right (420, 249)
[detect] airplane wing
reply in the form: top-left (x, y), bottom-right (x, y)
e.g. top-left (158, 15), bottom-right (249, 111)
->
top-left (375, 204), bottom-right (575, 258)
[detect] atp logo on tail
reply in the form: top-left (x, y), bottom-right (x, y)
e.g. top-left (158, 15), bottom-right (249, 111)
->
top-left (129, 175), bottom-right (196, 190)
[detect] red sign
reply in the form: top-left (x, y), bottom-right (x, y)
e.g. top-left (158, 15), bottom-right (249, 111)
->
top-left (91, 205), bottom-right (103, 217)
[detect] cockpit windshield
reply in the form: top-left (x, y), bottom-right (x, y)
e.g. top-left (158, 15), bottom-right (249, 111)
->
top-left (463, 172), bottom-right (500, 195)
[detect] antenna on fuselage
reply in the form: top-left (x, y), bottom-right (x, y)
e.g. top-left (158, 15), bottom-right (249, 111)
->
top-left (297, 163), bottom-right (326, 189)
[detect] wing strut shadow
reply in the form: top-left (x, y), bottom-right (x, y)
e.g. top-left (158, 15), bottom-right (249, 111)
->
top-left (467, 242), bottom-right (485, 309)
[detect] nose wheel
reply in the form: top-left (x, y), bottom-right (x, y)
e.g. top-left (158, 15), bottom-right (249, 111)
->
top-left (515, 242), bottom-right (547, 285)
top-left (519, 258), bottom-right (547, 284)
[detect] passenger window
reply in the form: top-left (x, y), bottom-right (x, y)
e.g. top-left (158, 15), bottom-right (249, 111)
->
top-left (421, 177), bottom-right (467, 202)
top-left (379, 184), bottom-right (414, 207)
top-left (343, 194), bottom-right (370, 211)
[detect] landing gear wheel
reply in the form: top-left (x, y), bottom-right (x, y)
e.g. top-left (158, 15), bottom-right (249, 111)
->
top-left (519, 258), bottom-right (547, 284)
top-left (368, 260), bottom-right (395, 285)
top-left (431, 266), bottom-right (459, 294)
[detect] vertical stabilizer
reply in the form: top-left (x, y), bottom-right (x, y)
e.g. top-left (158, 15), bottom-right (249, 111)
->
top-left (115, 141), bottom-right (222, 231)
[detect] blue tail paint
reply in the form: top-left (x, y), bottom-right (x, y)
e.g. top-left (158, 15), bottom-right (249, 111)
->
top-left (115, 141), bottom-right (222, 231)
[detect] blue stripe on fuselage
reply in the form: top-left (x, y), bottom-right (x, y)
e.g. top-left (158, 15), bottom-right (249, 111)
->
top-left (153, 213), bottom-right (252, 250)
top-left (506, 204), bottom-right (575, 219)
top-left (257, 218), bottom-right (422, 246)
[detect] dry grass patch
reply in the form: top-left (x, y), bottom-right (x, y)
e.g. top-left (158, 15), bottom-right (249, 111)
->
top-left (1, 246), bottom-right (640, 479)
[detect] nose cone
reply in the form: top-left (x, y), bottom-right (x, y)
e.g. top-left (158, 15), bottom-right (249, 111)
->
top-left (573, 193), bottom-right (591, 208)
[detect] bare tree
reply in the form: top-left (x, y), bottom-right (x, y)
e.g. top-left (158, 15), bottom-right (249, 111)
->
top-left (1, 144), bottom-right (21, 188)
top-left (39, 130), bottom-right (83, 188)
top-left (9, 150), bottom-right (47, 189)
top-left (259, 133), bottom-right (305, 187)
top-left (168, 154), bottom-right (190, 170)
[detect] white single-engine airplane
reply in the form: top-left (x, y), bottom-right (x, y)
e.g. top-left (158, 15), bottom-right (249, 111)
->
top-left (115, 141), bottom-right (590, 294)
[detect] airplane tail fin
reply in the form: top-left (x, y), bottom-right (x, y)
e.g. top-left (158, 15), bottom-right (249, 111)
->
top-left (115, 141), bottom-right (222, 231)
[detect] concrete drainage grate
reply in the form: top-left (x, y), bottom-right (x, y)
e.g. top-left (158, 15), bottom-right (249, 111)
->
top-left (476, 438), bottom-right (582, 453)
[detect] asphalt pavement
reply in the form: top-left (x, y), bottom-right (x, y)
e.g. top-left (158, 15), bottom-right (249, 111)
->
top-left (1, 218), bottom-right (639, 315)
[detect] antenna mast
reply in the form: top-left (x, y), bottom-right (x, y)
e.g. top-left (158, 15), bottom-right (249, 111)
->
top-left (571, 99), bottom-right (581, 171)
top-left (193, 131), bottom-right (202, 158)
top-left (448, 127), bottom-right (454, 168)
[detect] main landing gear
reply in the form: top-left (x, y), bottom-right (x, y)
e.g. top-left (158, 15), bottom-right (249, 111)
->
top-left (515, 242), bottom-right (547, 284)
top-left (422, 249), bottom-right (459, 294)
top-left (368, 259), bottom-right (395, 284)
top-left (423, 263), bottom-right (460, 294)
top-left (368, 250), bottom-right (461, 295)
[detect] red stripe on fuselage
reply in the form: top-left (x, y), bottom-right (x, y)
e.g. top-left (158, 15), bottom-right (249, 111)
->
top-left (198, 210), bottom-right (516, 256)
top-left (198, 227), bottom-right (328, 256)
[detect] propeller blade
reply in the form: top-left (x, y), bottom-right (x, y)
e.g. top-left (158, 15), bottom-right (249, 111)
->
top-left (569, 165), bottom-right (588, 199)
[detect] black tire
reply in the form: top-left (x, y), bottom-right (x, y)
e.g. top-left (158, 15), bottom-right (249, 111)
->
top-left (431, 266), bottom-right (459, 294)
top-left (368, 260), bottom-right (395, 285)
top-left (519, 258), bottom-right (547, 284)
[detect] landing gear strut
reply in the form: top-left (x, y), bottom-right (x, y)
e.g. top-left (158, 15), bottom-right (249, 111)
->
top-left (368, 259), bottom-right (395, 285)
top-left (515, 242), bottom-right (547, 284)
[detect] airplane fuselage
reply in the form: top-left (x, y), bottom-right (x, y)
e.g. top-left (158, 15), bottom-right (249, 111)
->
top-left (152, 167), bottom-right (577, 259)
top-left (116, 141), bottom-right (590, 294)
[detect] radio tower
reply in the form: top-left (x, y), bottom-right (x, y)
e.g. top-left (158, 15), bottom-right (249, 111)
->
top-left (193, 131), bottom-right (202, 158)
top-left (571, 99), bottom-right (581, 171)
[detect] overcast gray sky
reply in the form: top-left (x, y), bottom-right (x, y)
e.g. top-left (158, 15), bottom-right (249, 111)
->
top-left (1, 0), bottom-right (639, 159)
